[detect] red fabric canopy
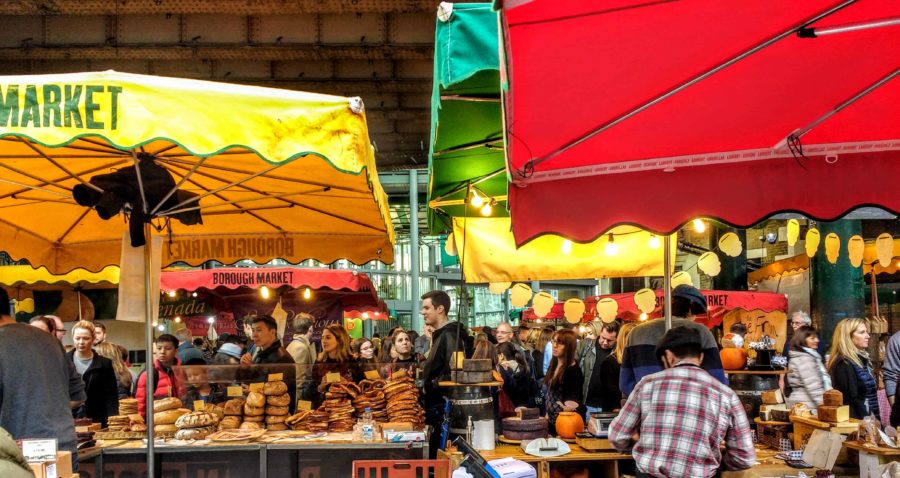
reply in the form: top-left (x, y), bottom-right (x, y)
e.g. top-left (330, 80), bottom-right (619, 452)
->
top-left (522, 290), bottom-right (788, 328)
top-left (501, 0), bottom-right (900, 243)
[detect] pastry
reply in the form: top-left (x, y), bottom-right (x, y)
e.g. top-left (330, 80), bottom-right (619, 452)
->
top-left (154, 408), bottom-right (190, 425)
top-left (263, 381), bottom-right (288, 396)
top-left (153, 397), bottom-right (183, 412)
top-left (265, 414), bottom-right (287, 424)
top-left (130, 424), bottom-right (147, 432)
top-left (175, 411), bottom-right (218, 429)
top-left (244, 404), bottom-right (265, 416)
top-left (267, 394), bottom-right (290, 407)
top-left (218, 416), bottom-right (241, 430)
top-left (243, 415), bottom-right (265, 422)
top-left (246, 391), bottom-right (266, 408)
top-left (223, 398), bottom-right (245, 416)
top-left (265, 405), bottom-right (289, 416)
top-left (175, 426), bottom-right (216, 440)
top-left (266, 423), bottom-right (288, 431)
top-left (239, 422), bottom-right (261, 431)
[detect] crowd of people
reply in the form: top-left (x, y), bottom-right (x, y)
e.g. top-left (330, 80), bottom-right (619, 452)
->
top-left (4, 283), bottom-right (900, 478)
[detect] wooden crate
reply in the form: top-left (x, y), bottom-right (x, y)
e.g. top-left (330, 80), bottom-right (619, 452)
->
top-left (790, 415), bottom-right (858, 464)
top-left (754, 418), bottom-right (791, 450)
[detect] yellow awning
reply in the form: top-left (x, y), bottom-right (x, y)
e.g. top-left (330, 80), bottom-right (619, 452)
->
top-left (451, 217), bottom-right (674, 283)
top-left (0, 71), bottom-right (394, 273)
top-left (0, 265), bottom-right (119, 288)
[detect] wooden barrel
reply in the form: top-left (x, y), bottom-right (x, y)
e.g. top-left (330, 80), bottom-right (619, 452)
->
top-left (729, 372), bottom-right (781, 421)
top-left (448, 385), bottom-right (495, 436)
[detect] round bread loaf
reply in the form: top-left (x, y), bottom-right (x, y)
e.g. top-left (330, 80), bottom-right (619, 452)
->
top-left (517, 408), bottom-right (541, 420)
top-left (501, 417), bottom-right (548, 432)
top-left (243, 404), bottom-right (265, 416)
top-left (154, 424), bottom-right (178, 433)
top-left (246, 392), bottom-right (266, 408)
top-left (239, 421), bottom-right (261, 430)
top-left (265, 405), bottom-right (289, 416)
top-left (154, 408), bottom-right (190, 425)
top-left (223, 398), bottom-right (245, 416)
top-left (502, 429), bottom-right (548, 441)
top-left (264, 381), bottom-right (288, 396)
top-left (266, 423), bottom-right (288, 431)
top-left (218, 416), bottom-right (241, 430)
top-left (243, 415), bottom-right (265, 422)
top-left (174, 426), bottom-right (216, 440)
top-left (175, 411), bottom-right (218, 429)
top-left (265, 414), bottom-right (287, 424)
top-left (267, 393), bottom-right (290, 407)
top-left (153, 397), bottom-right (183, 412)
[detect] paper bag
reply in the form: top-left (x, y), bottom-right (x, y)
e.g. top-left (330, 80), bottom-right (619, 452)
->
top-left (802, 430), bottom-right (844, 469)
top-left (116, 233), bottom-right (162, 322)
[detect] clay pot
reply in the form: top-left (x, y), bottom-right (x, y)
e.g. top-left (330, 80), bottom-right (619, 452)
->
top-left (555, 411), bottom-right (584, 439)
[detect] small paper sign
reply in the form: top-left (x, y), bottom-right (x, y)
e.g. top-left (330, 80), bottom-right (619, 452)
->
top-left (21, 438), bottom-right (57, 463)
top-left (193, 400), bottom-right (206, 411)
top-left (297, 400), bottom-right (312, 411)
top-left (364, 370), bottom-right (381, 380)
top-left (227, 386), bottom-right (243, 397)
top-left (325, 372), bottom-right (341, 383)
top-left (268, 373), bottom-right (284, 382)
top-left (249, 383), bottom-right (265, 392)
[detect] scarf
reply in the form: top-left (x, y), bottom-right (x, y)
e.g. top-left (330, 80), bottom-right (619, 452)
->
top-left (802, 347), bottom-right (833, 391)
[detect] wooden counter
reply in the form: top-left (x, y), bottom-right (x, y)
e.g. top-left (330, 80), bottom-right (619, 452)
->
top-left (448, 443), bottom-right (630, 478)
top-left (844, 440), bottom-right (900, 478)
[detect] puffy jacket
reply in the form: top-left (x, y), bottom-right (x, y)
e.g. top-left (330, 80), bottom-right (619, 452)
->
top-left (786, 349), bottom-right (830, 408)
top-left (0, 427), bottom-right (31, 478)
top-left (134, 358), bottom-right (182, 417)
top-left (67, 350), bottom-right (119, 427)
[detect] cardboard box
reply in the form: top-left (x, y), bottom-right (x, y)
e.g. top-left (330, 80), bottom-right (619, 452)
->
top-left (56, 451), bottom-right (72, 478)
top-left (383, 430), bottom-right (426, 442)
top-left (29, 461), bottom-right (57, 478)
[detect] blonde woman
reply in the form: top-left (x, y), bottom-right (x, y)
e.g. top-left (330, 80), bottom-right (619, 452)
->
top-left (95, 342), bottom-right (133, 399)
top-left (594, 322), bottom-right (637, 412)
top-left (827, 318), bottom-right (878, 419)
top-left (67, 321), bottom-right (119, 427)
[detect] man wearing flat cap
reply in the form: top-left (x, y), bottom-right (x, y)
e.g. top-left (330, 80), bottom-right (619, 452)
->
top-left (619, 284), bottom-right (727, 397)
top-left (609, 327), bottom-right (755, 478)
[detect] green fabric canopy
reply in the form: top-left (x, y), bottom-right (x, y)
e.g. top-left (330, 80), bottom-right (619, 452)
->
top-left (427, 3), bottom-right (506, 234)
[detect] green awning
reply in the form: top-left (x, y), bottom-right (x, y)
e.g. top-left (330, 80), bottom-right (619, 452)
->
top-left (428, 3), bottom-right (506, 234)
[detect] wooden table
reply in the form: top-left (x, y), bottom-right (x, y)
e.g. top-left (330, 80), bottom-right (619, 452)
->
top-left (449, 443), bottom-right (630, 478)
top-left (844, 440), bottom-right (900, 478)
top-left (725, 370), bottom-right (789, 376)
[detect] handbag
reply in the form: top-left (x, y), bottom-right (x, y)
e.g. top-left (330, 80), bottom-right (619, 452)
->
top-left (498, 387), bottom-right (516, 417)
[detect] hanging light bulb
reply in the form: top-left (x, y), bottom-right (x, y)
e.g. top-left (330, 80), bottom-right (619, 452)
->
top-left (469, 188), bottom-right (484, 208)
top-left (639, 312), bottom-right (648, 321)
top-left (174, 316), bottom-right (182, 323)
top-left (693, 218), bottom-right (706, 233)
top-left (260, 286), bottom-right (270, 299)
top-left (605, 233), bottom-right (618, 256)
top-left (362, 312), bottom-right (370, 319)
top-left (152, 320), bottom-right (158, 327)
top-left (480, 200), bottom-right (493, 217)
top-left (649, 235), bottom-right (661, 249)
top-left (561, 239), bottom-right (573, 255)
top-left (303, 287), bottom-right (312, 300)
top-left (207, 316), bottom-right (215, 324)
top-left (157, 324), bottom-right (166, 331)
top-left (167, 290), bottom-right (176, 298)
top-left (578, 325), bottom-right (586, 334)
top-left (191, 292), bottom-right (197, 298)
top-left (536, 318), bottom-right (542, 323)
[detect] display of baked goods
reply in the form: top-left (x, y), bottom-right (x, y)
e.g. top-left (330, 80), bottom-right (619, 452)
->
top-left (153, 397), bottom-right (183, 412)
top-left (265, 405), bottom-right (289, 416)
top-left (353, 379), bottom-right (388, 422)
top-left (239, 422), bottom-right (261, 431)
top-left (267, 393), bottom-right (290, 407)
top-left (154, 424), bottom-right (178, 433)
top-left (107, 415), bottom-right (130, 432)
top-left (383, 375), bottom-right (425, 427)
top-left (243, 404), bottom-right (265, 416)
top-left (208, 428), bottom-right (267, 442)
top-left (174, 426), bottom-right (216, 440)
top-left (266, 423), bottom-right (288, 431)
top-left (118, 398), bottom-right (138, 416)
top-left (263, 381), bottom-right (288, 396)
top-left (501, 415), bottom-right (549, 440)
top-left (223, 398), bottom-right (245, 416)
top-left (175, 411), bottom-right (219, 429)
top-left (246, 391), bottom-right (266, 408)
top-left (317, 382), bottom-right (358, 432)
top-left (154, 408), bottom-right (191, 425)
top-left (265, 414), bottom-right (287, 424)
top-left (218, 416), bottom-right (241, 430)
top-left (243, 415), bottom-right (265, 422)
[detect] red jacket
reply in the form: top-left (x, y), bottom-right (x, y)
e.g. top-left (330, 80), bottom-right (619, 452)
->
top-left (134, 358), bottom-right (182, 417)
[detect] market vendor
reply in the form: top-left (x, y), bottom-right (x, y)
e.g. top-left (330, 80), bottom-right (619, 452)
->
top-left (240, 315), bottom-right (297, 411)
top-left (310, 324), bottom-right (361, 402)
top-left (382, 329), bottom-right (419, 378)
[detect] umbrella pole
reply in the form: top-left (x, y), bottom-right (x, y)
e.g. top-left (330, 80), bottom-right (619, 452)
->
top-left (664, 234), bottom-right (673, 331)
top-left (143, 222), bottom-right (156, 478)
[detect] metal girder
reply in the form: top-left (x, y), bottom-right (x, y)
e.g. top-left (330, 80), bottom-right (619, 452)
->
top-left (0, 44), bottom-right (434, 61)
top-left (237, 79), bottom-right (432, 94)
top-left (0, 0), bottom-right (435, 15)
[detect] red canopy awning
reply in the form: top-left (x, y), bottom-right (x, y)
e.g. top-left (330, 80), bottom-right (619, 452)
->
top-left (500, 0), bottom-right (900, 243)
top-left (522, 290), bottom-right (788, 328)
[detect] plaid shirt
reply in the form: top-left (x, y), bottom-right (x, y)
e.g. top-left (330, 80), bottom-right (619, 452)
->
top-left (608, 363), bottom-right (755, 478)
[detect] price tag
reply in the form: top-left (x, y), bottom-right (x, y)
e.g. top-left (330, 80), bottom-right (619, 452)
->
top-left (325, 372), bottom-right (341, 383)
top-left (297, 400), bottom-right (312, 411)
top-left (364, 370), bottom-right (381, 380)
top-left (227, 386), bottom-right (243, 397)
top-left (268, 373), bottom-right (284, 382)
top-left (193, 400), bottom-right (206, 411)
top-left (249, 382), bottom-right (265, 392)
top-left (21, 439), bottom-right (57, 462)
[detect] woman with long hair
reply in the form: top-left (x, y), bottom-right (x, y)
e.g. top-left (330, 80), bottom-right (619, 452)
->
top-left (827, 318), bottom-right (877, 419)
top-left (95, 342), bottom-right (134, 399)
top-left (383, 329), bottom-right (418, 378)
top-left (313, 324), bottom-right (359, 392)
top-left (543, 329), bottom-right (584, 435)
top-left (786, 326), bottom-right (832, 409)
top-left (497, 341), bottom-right (536, 410)
top-left (528, 328), bottom-right (553, 380)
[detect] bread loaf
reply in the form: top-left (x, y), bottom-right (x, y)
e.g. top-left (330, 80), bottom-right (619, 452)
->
top-left (267, 394), bottom-right (290, 407)
top-left (243, 415), bottom-right (265, 422)
top-left (154, 408), bottom-right (190, 425)
top-left (175, 411), bottom-right (218, 429)
top-left (264, 381), bottom-right (288, 396)
top-left (218, 416), bottom-right (241, 430)
top-left (239, 421), bottom-right (261, 430)
top-left (265, 405), bottom-right (289, 416)
top-left (246, 391), bottom-right (266, 408)
top-left (265, 414), bottom-right (287, 424)
top-left (266, 423), bottom-right (288, 431)
top-left (154, 424), bottom-right (178, 433)
top-left (175, 426), bottom-right (216, 440)
top-left (223, 398), bottom-right (245, 416)
top-left (153, 397), bottom-right (183, 412)
top-left (823, 389), bottom-right (844, 407)
top-left (243, 404), bottom-right (265, 416)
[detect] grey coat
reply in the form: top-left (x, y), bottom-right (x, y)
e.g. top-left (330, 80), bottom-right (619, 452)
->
top-left (787, 349), bottom-right (830, 408)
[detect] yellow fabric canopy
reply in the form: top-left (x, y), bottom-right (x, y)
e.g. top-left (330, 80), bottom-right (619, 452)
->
top-left (864, 238), bottom-right (900, 275)
top-left (0, 264), bottom-right (119, 288)
top-left (451, 217), bottom-right (674, 283)
top-left (0, 71), bottom-right (394, 273)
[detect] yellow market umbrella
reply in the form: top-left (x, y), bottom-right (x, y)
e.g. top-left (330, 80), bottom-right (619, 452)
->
top-left (0, 71), bottom-right (394, 273)
top-left (0, 264), bottom-right (119, 289)
top-left (451, 217), bottom-right (674, 283)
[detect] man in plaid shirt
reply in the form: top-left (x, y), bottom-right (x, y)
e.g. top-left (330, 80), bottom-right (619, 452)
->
top-left (609, 327), bottom-right (755, 478)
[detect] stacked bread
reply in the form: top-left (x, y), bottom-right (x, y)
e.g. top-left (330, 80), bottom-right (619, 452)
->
top-left (383, 372), bottom-right (424, 428)
top-left (501, 408), bottom-right (548, 440)
top-left (263, 381), bottom-right (290, 431)
top-left (243, 391), bottom-right (267, 430)
top-left (118, 398), bottom-right (138, 416)
top-left (107, 414), bottom-right (146, 432)
top-left (353, 379), bottom-right (388, 422)
top-left (174, 410), bottom-right (219, 440)
top-left (153, 398), bottom-right (189, 435)
top-left (321, 382), bottom-right (356, 432)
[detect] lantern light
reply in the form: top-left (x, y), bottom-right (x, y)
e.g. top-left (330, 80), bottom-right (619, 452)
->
top-left (469, 188), bottom-right (485, 208)
top-left (561, 239), bottom-right (572, 255)
top-left (362, 312), bottom-right (370, 319)
top-left (649, 235), bottom-right (661, 249)
top-left (693, 219), bottom-right (706, 233)
top-left (191, 292), bottom-right (197, 298)
top-left (260, 286), bottom-right (270, 299)
top-left (639, 312), bottom-right (648, 321)
top-left (605, 233), bottom-right (618, 256)
top-left (536, 318), bottom-right (542, 323)
top-left (303, 287), bottom-right (312, 300)
top-left (157, 324), bottom-right (166, 331)
top-left (174, 316), bottom-right (182, 323)
top-left (207, 316), bottom-right (215, 324)
top-left (480, 200), bottom-right (493, 216)
top-left (167, 290), bottom-right (177, 298)
top-left (152, 321), bottom-right (158, 327)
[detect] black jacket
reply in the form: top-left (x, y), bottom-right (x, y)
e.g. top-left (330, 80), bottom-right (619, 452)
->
top-left (422, 321), bottom-right (472, 407)
top-left (830, 356), bottom-right (870, 419)
top-left (250, 341), bottom-right (296, 412)
top-left (67, 350), bottom-right (119, 428)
